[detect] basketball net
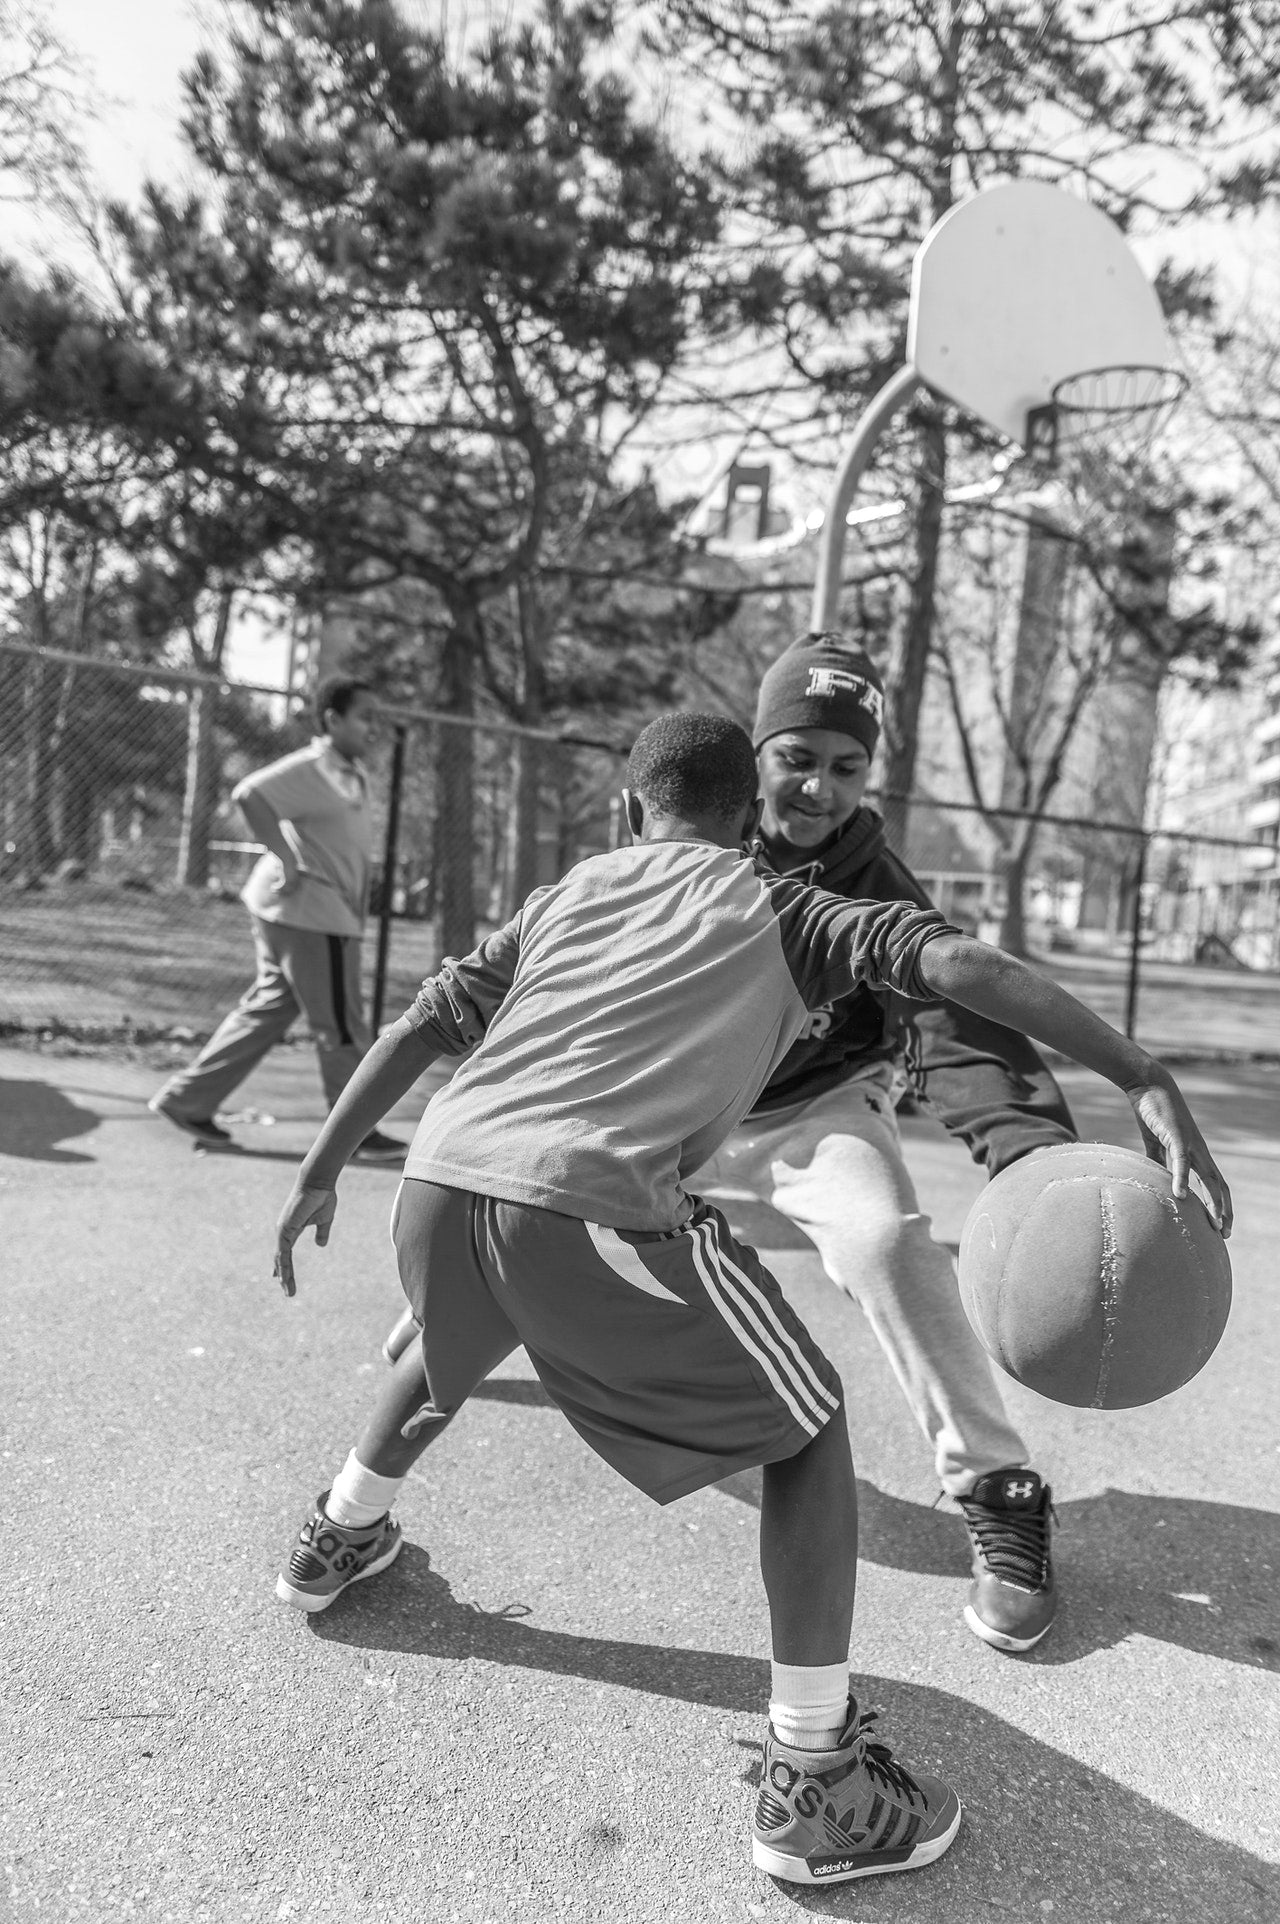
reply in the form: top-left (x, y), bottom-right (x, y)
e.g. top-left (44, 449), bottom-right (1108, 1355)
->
top-left (1024, 363), bottom-right (1189, 551)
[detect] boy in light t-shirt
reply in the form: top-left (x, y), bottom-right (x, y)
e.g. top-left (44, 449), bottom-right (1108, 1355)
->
top-left (149, 674), bottom-right (403, 1162)
top-left (269, 712), bottom-right (1228, 1887)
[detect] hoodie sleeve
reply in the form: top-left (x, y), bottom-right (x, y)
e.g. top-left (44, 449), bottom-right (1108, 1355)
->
top-left (863, 855), bottom-right (1078, 1171)
top-left (764, 874), bottom-right (956, 1006)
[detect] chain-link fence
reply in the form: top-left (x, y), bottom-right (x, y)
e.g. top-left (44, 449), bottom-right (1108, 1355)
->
top-left (2, 640), bottom-right (1279, 1057)
top-left (0, 642), bottom-right (624, 1040)
top-left (888, 791), bottom-right (1280, 1056)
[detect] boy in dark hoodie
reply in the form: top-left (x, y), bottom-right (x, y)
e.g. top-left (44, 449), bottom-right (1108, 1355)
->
top-left (274, 711), bottom-right (1226, 1886)
top-left (698, 631), bottom-right (1078, 1655)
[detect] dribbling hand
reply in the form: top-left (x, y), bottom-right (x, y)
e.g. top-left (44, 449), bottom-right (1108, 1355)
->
top-left (274, 1182), bottom-right (338, 1297)
top-left (1127, 1077), bottom-right (1233, 1238)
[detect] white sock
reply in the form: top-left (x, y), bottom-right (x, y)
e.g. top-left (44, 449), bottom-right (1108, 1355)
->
top-left (769, 1661), bottom-right (850, 1751)
top-left (325, 1450), bottom-right (405, 1528)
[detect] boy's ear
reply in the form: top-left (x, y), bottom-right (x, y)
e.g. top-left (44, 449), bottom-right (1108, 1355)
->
top-left (621, 787), bottom-right (644, 842)
top-left (740, 795), bottom-right (764, 848)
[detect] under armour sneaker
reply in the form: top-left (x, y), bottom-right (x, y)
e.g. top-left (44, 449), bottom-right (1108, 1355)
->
top-left (381, 1304), bottom-right (423, 1365)
top-left (957, 1466), bottom-right (1056, 1652)
top-left (275, 1493), bottom-right (403, 1613)
top-left (147, 1096), bottom-right (232, 1146)
top-left (752, 1698), bottom-right (961, 1885)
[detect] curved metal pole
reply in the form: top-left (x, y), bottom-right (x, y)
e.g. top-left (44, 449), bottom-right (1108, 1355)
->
top-left (811, 363), bottom-right (923, 630)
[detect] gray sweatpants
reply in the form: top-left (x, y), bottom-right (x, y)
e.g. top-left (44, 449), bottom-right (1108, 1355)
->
top-left (698, 1067), bottom-right (1028, 1497)
top-left (155, 915), bottom-right (371, 1120)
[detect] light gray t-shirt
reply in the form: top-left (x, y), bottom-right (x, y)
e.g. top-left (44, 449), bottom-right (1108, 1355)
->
top-left (236, 739), bottom-right (372, 937)
top-left (401, 841), bottom-right (952, 1232)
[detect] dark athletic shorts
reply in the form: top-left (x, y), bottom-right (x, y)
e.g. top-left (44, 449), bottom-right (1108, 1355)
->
top-left (390, 1178), bottom-right (842, 1505)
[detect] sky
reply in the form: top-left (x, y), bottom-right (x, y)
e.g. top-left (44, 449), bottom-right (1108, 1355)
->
top-left (4, 3), bottom-right (290, 681)
top-left (0, 1), bottom-right (204, 270)
top-left (39, 0), bottom-right (204, 196)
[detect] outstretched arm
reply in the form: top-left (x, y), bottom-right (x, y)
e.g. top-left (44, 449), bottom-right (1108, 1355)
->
top-left (272, 916), bottom-right (527, 1296)
top-left (273, 1017), bottom-right (441, 1297)
top-left (916, 933), bottom-right (1232, 1235)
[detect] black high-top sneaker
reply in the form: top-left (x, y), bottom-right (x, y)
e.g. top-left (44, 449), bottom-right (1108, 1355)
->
top-left (957, 1466), bottom-right (1056, 1652)
top-left (751, 1696), bottom-right (961, 1884)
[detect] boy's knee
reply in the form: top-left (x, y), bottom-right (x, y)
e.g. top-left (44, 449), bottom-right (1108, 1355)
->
top-left (825, 1210), bottom-right (952, 1299)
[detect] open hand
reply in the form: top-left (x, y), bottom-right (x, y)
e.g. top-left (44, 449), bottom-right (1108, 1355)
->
top-left (1128, 1077), bottom-right (1233, 1238)
top-left (273, 1182), bottom-right (338, 1297)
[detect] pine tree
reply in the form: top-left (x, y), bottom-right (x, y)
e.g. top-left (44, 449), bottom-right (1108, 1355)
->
top-left (123, 0), bottom-right (728, 949)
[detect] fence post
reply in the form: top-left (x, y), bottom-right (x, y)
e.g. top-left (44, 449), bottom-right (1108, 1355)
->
top-left (1123, 830), bottom-right (1149, 1040)
top-left (371, 725), bottom-right (407, 1035)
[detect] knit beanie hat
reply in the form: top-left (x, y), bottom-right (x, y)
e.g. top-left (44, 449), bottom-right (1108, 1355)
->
top-left (752, 631), bottom-right (885, 756)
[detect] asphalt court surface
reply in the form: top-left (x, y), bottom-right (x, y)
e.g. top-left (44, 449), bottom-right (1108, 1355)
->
top-left (2, 1042), bottom-right (1278, 1923)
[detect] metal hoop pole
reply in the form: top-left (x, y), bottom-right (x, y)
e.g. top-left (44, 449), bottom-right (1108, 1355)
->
top-left (811, 364), bottom-right (923, 630)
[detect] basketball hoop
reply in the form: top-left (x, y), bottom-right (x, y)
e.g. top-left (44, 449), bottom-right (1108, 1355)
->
top-left (817, 186), bottom-right (1190, 624)
top-left (1024, 363), bottom-right (1190, 534)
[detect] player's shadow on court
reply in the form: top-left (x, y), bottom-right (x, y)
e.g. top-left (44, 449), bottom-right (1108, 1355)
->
top-left (312, 1558), bottom-right (1278, 1921)
top-left (716, 1471), bottom-right (1280, 1672)
top-left (474, 1385), bottom-right (1279, 1670)
top-left (0, 1077), bottom-right (99, 1162)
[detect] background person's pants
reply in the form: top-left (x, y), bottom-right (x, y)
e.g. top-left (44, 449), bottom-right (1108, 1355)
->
top-left (698, 1068), bottom-right (1029, 1497)
top-left (154, 916), bottom-right (371, 1120)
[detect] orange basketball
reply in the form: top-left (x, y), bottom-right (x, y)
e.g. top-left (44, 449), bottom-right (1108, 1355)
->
top-left (958, 1142), bottom-right (1231, 1410)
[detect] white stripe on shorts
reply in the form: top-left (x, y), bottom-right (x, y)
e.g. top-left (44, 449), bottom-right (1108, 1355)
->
top-left (585, 1221), bottom-right (687, 1304)
top-left (705, 1229), bottom-right (840, 1417)
top-left (686, 1218), bottom-right (827, 1436)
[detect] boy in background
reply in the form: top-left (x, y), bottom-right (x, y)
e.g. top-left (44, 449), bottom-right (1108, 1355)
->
top-left (150, 674), bottom-right (404, 1162)
top-left (271, 713), bottom-right (1228, 1886)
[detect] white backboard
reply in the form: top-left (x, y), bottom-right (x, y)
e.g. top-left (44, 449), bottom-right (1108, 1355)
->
top-left (908, 182), bottom-right (1173, 446)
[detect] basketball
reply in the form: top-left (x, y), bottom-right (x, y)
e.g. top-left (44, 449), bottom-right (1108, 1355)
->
top-left (958, 1142), bottom-right (1232, 1410)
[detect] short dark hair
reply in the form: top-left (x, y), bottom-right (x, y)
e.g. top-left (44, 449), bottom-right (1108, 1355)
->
top-left (626, 713), bottom-right (759, 823)
top-left (315, 675), bottom-right (373, 730)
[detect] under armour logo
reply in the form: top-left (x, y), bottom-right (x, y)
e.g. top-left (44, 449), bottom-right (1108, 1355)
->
top-left (1005, 1478), bottom-right (1037, 1502)
top-left (804, 668), bottom-right (884, 725)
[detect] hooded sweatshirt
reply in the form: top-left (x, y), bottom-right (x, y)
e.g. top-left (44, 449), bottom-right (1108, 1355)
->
top-left (749, 806), bottom-right (1077, 1175)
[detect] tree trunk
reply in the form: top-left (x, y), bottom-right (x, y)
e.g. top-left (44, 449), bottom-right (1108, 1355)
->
top-left (177, 683), bottom-right (221, 888)
top-left (178, 592), bottom-right (234, 888)
top-left (18, 656), bottom-right (59, 880)
top-left (506, 732), bottom-right (542, 905)
top-left (63, 777), bottom-right (99, 870)
top-left (504, 579), bottom-right (546, 914)
top-left (996, 829), bottom-right (1037, 958)
top-left (880, 415), bottom-right (947, 854)
top-left (437, 607), bottom-right (477, 955)
top-left (1001, 514), bottom-right (1073, 809)
top-left (1077, 508), bottom-right (1175, 932)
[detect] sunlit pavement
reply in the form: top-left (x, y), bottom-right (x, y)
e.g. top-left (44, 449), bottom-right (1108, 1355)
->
top-left (3, 1043), bottom-right (1277, 1923)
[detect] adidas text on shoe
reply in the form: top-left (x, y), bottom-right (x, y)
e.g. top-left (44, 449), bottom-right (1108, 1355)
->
top-left (752, 1698), bottom-right (961, 1885)
top-left (958, 1466), bottom-right (1057, 1653)
top-left (148, 1096), bottom-right (232, 1145)
top-left (275, 1493), bottom-right (403, 1613)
